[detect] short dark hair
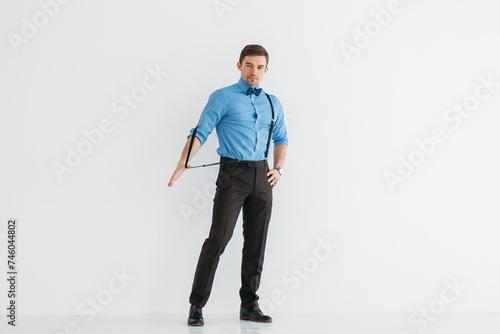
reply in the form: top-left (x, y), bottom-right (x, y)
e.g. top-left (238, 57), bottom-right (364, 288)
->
top-left (239, 44), bottom-right (269, 67)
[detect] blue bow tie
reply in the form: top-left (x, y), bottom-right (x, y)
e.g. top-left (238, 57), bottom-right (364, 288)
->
top-left (246, 87), bottom-right (262, 96)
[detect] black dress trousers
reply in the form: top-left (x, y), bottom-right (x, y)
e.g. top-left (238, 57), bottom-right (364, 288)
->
top-left (189, 157), bottom-right (273, 308)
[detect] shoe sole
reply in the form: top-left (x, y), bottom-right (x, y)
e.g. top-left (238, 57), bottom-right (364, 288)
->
top-left (187, 322), bottom-right (204, 326)
top-left (239, 315), bottom-right (272, 323)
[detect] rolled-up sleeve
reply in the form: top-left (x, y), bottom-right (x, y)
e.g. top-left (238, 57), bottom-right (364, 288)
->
top-left (187, 89), bottom-right (227, 145)
top-left (270, 95), bottom-right (288, 146)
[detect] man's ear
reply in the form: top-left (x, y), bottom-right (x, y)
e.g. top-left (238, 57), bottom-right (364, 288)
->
top-left (237, 62), bottom-right (242, 71)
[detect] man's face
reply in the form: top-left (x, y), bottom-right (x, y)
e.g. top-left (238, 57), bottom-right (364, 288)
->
top-left (237, 55), bottom-right (268, 87)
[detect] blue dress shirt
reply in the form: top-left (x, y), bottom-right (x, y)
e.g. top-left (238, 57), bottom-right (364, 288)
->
top-left (188, 78), bottom-right (288, 161)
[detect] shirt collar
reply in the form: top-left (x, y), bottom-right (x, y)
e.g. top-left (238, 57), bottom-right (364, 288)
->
top-left (237, 78), bottom-right (262, 94)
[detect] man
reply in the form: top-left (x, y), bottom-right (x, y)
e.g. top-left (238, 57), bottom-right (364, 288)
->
top-left (168, 44), bottom-right (288, 326)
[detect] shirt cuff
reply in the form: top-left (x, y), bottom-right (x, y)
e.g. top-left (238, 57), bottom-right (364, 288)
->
top-left (187, 129), bottom-right (207, 145)
top-left (273, 138), bottom-right (288, 146)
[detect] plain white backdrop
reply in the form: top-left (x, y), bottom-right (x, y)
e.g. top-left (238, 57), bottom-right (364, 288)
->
top-left (1, 0), bottom-right (500, 325)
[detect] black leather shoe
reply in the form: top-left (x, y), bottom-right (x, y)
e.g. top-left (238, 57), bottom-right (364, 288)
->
top-left (187, 305), bottom-right (204, 326)
top-left (240, 305), bottom-right (272, 323)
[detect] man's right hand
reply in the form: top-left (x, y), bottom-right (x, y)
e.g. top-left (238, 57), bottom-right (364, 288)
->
top-left (168, 163), bottom-right (190, 187)
top-left (168, 135), bottom-right (201, 188)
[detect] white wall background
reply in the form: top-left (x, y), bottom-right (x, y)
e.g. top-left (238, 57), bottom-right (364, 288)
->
top-left (1, 0), bottom-right (500, 321)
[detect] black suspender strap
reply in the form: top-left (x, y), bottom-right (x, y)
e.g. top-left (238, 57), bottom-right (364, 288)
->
top-left (185, 93), bottom-right (275, 169)
top-left (185, 125), bottom-right (198, 168)
top-left (185, 125), bottom-right (224, 168)
top-left (264, 93), bottom-right (275, 161)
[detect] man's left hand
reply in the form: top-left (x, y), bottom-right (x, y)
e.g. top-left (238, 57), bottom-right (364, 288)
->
top-left (267, 169), bottom-right (281, 189)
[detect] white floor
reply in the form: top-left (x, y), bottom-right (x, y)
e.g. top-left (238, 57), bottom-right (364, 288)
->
top-left (1, 314), bottom-right (499, 334)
